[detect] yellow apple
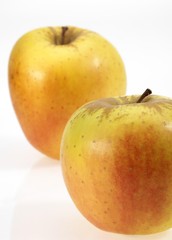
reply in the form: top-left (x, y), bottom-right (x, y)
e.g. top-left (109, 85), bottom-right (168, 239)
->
top-left (8, 26), bottom-right (126, 159)
top-left (61, 89), bottom-right (172, 235)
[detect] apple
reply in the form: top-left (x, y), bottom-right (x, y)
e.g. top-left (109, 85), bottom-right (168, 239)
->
top-left (61, 89), bottom-right (172, 235)
top-left (8, 26), bottom-right (126, 159)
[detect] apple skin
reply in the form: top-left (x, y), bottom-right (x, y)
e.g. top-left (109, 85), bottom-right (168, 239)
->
top-left (61, 93), bottom-right (172, 235)
top-left (8, 26), bottom-right (126, 159)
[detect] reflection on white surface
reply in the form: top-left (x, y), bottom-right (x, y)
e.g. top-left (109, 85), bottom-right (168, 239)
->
top-left (10, 156), bottom-right (172, 240)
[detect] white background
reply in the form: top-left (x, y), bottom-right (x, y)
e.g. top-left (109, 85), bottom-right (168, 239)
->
top-left (1, 0), bottom-right (172, 239)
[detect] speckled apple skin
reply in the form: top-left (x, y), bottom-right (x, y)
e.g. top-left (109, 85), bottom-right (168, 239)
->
top-left (61, 94), bottom-right (172, 234)
top-left (8, 26), bottom-right (126, 159)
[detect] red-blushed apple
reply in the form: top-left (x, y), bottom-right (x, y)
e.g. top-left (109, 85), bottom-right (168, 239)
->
top-left (8, 26), bottom-right (126, 159)
top-left (61, 89), bottom-right (172, 235)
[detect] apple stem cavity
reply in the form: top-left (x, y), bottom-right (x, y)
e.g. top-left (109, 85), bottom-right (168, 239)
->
top-left (137, 89), bottom-right (152, 103)
top-left (61, 26), bottom-right (68, 45)
top-left (49, 27), bottom-right (59, 45)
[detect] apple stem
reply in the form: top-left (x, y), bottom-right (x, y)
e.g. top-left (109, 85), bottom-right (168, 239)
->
top-left (61, 26), bottom-right (68, 45)
top-left (137, 89), bottom-right (152, 103)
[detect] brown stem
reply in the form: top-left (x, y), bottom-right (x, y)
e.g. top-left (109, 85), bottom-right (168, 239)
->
top-left (61, 26), bottom-right (68, 45)
top-left (137, 89), bottom-right (152, 103)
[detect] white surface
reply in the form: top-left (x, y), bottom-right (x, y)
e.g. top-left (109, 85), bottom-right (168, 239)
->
top-left (1, 0), bottom-right (172, 239)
